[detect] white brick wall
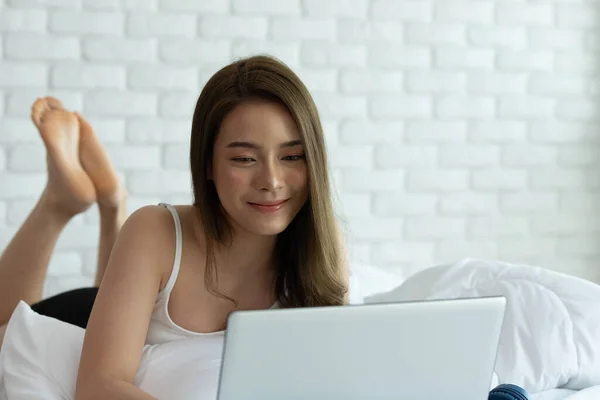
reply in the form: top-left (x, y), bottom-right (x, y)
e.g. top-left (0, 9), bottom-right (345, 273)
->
top-left (1, 0), bottom-right (600, 298)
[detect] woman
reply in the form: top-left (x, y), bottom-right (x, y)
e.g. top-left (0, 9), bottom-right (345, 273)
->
top-left (0, 55), bottom-right (349, 399)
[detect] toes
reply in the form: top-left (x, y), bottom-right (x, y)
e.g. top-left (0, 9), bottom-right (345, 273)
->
top-left (30, 97), bottom-right (47, 128)
top-left (45, 96), bottom-right (65, 111)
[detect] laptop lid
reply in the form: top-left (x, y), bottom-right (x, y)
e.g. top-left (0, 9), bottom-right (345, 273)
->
top-left (217, 296), bottom-right (506, 400)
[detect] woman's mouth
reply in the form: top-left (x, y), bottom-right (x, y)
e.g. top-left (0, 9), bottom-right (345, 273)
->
top-left (248, 199), bottom-right (288, 212)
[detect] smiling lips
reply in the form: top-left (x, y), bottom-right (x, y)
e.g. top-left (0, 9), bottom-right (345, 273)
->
top-left (248, 199), bottom-right (288, 212)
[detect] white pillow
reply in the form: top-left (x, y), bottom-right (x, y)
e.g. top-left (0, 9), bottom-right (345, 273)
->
top-left (0, 301), bottom-right (223, 400)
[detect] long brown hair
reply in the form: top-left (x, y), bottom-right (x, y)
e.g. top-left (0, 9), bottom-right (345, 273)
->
top-left (189, 55), bottom-right (347, 308)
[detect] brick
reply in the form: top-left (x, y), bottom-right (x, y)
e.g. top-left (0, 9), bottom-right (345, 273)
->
top-left (163, 144), bottom-right (190, 170)
top-left (436, 96), bottom-right (495, 119)
top-left (468, 72), bottom-right (527, 94)
top-left (103, 145), bottom-right (161, 170)
top-left (83, 0), bottom-right (158, 10)
top-left (531, 122), bottom-right (600, 143)
top-left (0, 9), bottom-right (46, 32)
top-left (497, 50), bottom-right (553, 71)
top-left (369, 45), bottom-right (430, 68)
top-left (159, 92), bottom-right (198, 118)
top-left (556, 99), bottom-right (599, 121)
top-left (84, 91), bottom-right (157, 117)
top-left (371, 0), bottom-right (432, 22)
top-left (7, 200), bottom-right (36, 225)
top-left (436, 1), bottom-right (493, 23)
top-left (295, 68), bottom-right (337, 93)
top-left (312, 94), bottom-right (367, 118)
top-left (128, 65), bottom-right (198, 90)
top-left (436, 47), bottom-right (494, 69)
top-left (8, 144), bottom-right (45, 171)
top-left (499, 96), bottom-right (555, 119)
top-left (375, 145), bottom-right (437, 168)
top-left (129, 171), bottom-right (192, 195)
top-left (340, 70), bottom-right (402, 94)
top-left (406, 121), bottom-right (467, 143)
top-left (0, 173), bottom-right (45, 199)
top-left (529, 29), bottom-right (585, 50)
top-left (48, 252), bottom-right (83, 277)
top-left (270, 18), bottom-right (335, 40)
top-left (50, 10), bottom-right (124, 35)
top-left (0, 149), bottom-right (5, 171)
top-left (337, 20), bottom-right (403, 43)
top-left (370, 96), bottom-right (432, 119)
top-left (501, 145), bottom-right (557, 167)
top-left (407, 23), bottom-right (466, 45)
top-left (468, 26), bottom-right (527, 48)
top-left (301, 43), bottom-right (365, 67)
top-left (5, 33), bottom-right (79, 60)
top-left (0, 62), bottom-right (47, 87)
top-left (497, 4), bottom-right (554, 27)
top-left (54, 224), bottom-right (99, 250)
top-left (468, 217), bottom-right (529, 239)
top-left (85, 118), bottom-right (126, 143)
top-left (338, 193), bottom-right (371, 217)
top-left (469, 121), bottom-right (527, 143)
top-left (558, 146), bottom-right (600, 167)
top-left (560, 193), bottom-right (600, 213)
top-left (83, 38), bottom-right (156, 62)
top-left (438, 145), bottom-right (499, 168)
top-left (556, 53), bottom-right (597, 73)
top-left (372, 241), bottom-right (436, 265)
top-left (127, 13), bottom-right (196, 38)
top-left (531, 215), bottom-right (600, 235)
top-left (127, 119), bottom-right (192, 144)
top-left (530, 74), bottom-right (587, 96)
top-left (374, 193), bottom-right (437, 216)
top-left (304, 0), bottom-right (368, 18)
top-left (406, 71), bottom-right (466, 93)
top-left (327, 145), bottom-right (373, 168)
top-left (233, 0), bottom-right (300, 15)
top-left (52, 63), bottom-right (125, 89)
top-left (0, 118), bottom-right (39, 144)
top-left (348, 218), bottom-right (403, 240)
top-left (500, 193), bottom-right (558, 214)
top-left (159, 39), bottom-right (230, 65)
top-left (159, 0), bottom-right (229, 12)
top-left (530, 168), bottom-right (587, 189)
top-left (340, 121), bottom-right (404, 145)
top-left (471, 169), bottom-right (527, 191)
top-left (0, 203), bottom-right (5, 223)
top-left (200, 16), bottom-right (267, 39)
top-left (233, 41), bottom-right (300, 67)
top-left (343, 169), bottom-right (404, 195)
top-left (407, 170), bottom-right (468, 192)
top-left (498, 238), bottom-right (557, 259)
top-left (557, 4), bottom-right (600, 29)
top-left (557, 236), bottom-right (600, 257)
top-left (8, 0), bottom-right (78, 7)
top-left (5, 90), bottom-right (82, 117)
top-left (437, 239), bottom-right (498, 261)
top-left (406, 216), bottom-right (466, 240)
top-left (440, 193), bottom-right (498, 215)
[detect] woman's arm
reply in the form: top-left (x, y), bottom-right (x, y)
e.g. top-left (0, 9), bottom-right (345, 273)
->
top-left (75, 206), bottom-right (173, 400)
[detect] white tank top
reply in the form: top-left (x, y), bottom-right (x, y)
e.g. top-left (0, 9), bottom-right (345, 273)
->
top-left (145, 203), bottom-right (226, 345)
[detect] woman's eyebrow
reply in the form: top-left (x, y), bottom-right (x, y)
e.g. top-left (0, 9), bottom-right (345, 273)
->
top-left (225, 139), bottom-right (303, 149)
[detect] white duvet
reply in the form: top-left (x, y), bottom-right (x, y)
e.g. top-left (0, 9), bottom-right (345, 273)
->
top-left (2, 258), bottom-right (600, 399)
top-left (364, 258), bottom-right (600, 399)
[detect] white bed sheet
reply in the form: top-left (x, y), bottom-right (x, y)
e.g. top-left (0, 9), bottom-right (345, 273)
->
top-left (532, 389), bottom-right (578, 400)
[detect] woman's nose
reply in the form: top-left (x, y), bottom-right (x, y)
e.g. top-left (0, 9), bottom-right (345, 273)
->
top-left (256, 161), bottom-right (283, 191)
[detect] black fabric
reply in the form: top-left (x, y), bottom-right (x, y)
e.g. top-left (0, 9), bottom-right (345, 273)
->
top-left (30, 287), bottom-right (99, 329)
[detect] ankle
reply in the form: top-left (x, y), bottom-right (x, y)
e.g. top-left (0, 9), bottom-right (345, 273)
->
top-left (36, 190), bottom-right (78, 225)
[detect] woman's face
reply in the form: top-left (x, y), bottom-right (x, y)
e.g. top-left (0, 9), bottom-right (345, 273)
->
top-left (212, 100), bottom-right (309, 237)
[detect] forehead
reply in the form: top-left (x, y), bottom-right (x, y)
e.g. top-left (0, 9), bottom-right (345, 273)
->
top-left (217, 100), bottom-right (301, 146)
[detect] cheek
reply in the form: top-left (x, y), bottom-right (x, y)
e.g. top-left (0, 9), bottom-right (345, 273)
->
top-left (216, 167), bottom-right (248, 193)
top-left (288, 166), bottom-right (309, 190)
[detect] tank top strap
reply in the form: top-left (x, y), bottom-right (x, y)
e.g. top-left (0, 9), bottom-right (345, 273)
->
top-left (159, 203), bottom-right (183, 295)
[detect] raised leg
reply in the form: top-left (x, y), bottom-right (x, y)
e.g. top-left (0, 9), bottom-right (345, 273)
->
top-left (0, 97), bottom-right (96, 326)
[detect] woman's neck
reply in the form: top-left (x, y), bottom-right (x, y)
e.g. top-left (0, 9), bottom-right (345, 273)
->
top-left (215, 227), bottom-right (278, 278)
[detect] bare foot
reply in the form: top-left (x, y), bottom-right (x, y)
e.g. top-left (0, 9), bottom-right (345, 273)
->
top-left (74, 112), bottom-right (125, 209)
top-left (31, 97), bottom-right (96, 216)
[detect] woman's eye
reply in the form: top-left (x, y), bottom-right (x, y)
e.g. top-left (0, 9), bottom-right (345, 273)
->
top-left (232, 157), bottom-right (255, 163)
top-left (284, 154), bottom-right (305, 161)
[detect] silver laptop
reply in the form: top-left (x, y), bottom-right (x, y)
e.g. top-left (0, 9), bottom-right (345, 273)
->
top-left (217, 296), bottom-right (506, 400)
